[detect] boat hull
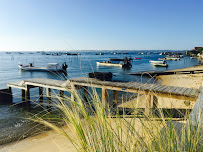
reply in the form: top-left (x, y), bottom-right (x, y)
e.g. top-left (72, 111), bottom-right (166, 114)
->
top-left (18, 65), bottom-right (64, 72)
top-left (96, 62), bottom-right (123, 67)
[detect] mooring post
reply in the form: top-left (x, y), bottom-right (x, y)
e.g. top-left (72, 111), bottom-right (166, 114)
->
top-left (39, 87), bottom-right (43, 103)
top-left (145, 93), bottom-right (151, 115)
top-left (113, 90), bottom-right (118, 108)
top-left (46, 88), bottom-right (51, 109)
top-left (26, 86), bottom-right (31, 110)
top-left (102, 87), bottom-right (108, 108)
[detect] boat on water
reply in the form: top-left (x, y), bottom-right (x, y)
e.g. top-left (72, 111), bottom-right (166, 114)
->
top-left (165, 57), bottom-right (180, 61)
top-left (134, 58), bottom-right (141, 60)
top-left (18, 63), bottom-right (68, 72)
top-left (97, 57), bottom-right (132, 68)
top-left (149, 60), bottom-right (165, 64)
top-left (149, 60), bottom-right (168, 67)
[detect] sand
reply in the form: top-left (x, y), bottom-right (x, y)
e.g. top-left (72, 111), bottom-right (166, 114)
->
top-left (0, 127), bottom-right (77, 152)
top-left (1, 65), bottom-right (203, 152)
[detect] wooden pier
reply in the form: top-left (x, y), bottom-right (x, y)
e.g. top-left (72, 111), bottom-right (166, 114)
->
top-left (127, 67), bottom-right (203, 76)
top-left (7, 77), bottom-right (200, 115)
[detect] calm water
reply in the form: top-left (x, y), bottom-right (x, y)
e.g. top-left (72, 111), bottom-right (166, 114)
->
top-left (0, 51), bottom-right (199, 145)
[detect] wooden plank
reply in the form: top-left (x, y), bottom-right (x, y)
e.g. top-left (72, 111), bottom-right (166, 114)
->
top-left (170, 87), bottom-right (184, 94)
top-left (154, 85), bottom-right (169, 92)
top-left (178, 87), bottom-right (190, 95)
top-left (182, 88), bottom-right (193, 96)
top-left (161, 86), bottom-right (174, 93)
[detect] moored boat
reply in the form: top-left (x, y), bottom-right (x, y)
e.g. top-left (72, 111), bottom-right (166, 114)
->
top-left (18, 63), bottom-right (68, 72)
top-left (149, 60), bottom-right (165, 64)
top-left (97, 57), bottom-right (132, 68)
top-left (150, 60), bottom-right (168, 67)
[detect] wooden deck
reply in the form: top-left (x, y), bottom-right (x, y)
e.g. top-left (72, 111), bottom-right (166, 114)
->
top-left (7, 77), bottom-right (201, 114)
top-left (127, 66), bottom-right (203, 76)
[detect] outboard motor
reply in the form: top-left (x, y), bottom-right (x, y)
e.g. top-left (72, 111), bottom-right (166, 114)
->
top-left (62, 62), bottom-right (68, 71)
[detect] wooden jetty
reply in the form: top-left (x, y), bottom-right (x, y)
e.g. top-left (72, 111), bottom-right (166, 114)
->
top-left (128, 67), bottom-right (203, 76)
top-left (7, 77), bottom-right (200, 115)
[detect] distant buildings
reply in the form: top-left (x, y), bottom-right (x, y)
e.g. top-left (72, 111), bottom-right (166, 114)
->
top-left (194, 47), bottom-right (202, 51)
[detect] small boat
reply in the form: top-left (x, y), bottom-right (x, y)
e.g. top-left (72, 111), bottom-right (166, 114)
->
top-left (134, 58), bottom-right (141, 60)
top-left (97, 57), bottom-right (132, 68)
top-left (88, 72), bottom-right (114, 81)
top-left (165, 57), bottom-right (180, 61)
top-left (149, 60), bottom-right (165, 64)
top-left (18, 63), bottom-right (68, 72)
top-left (190, 57), bottom-right (196, 59)
top-left (150, 60), bottom-right (168, 67)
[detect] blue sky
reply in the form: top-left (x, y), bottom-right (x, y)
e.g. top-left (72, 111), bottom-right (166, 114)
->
top-left (0, 0), bottom-right (202, 51)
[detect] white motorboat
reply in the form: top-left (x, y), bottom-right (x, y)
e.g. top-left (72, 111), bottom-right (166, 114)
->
top-left (97, 57), bottom-right (132, 68)
top-left (18, 63), bottom-right (68, 72)
top-left (149, 60), bottom-right (168, 67)
top-left (165, 57), bottom-right (180, 61)
top-left (96, 61), bottom-right (123, 67)
top-left (149, 60), bottom-right (165, 64)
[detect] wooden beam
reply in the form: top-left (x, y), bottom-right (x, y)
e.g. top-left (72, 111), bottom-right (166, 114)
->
top-left (102, 87), bottom-right (108, 108)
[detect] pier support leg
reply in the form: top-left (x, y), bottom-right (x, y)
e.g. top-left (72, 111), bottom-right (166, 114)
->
top-left (145, 93), bottom-right (151, 116)
top-left (26, 87), bottom-right (31, 110)
top-left (152, 96), bottom-right (158, 109)
top-left (8, 87), bottom-right (12, 94)
top-left (21, 89), bottom-right (25, 106)
top-left (60, 90), bottom-right (64, 99)
top-left (102, 88), bottom-right (108, 108)
top-left (83, 86), bottom-right (88, 103)
top-left (46, 88), bottom-right (51, 109)
top-left (39, 87), bottom-right (43, 104)
top-left (113, 90), bottom-right (118, 108)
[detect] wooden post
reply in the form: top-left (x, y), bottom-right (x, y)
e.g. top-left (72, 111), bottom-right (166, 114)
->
top-left (21, 89), bottom-right (26, 107)
top-left (46, 88), bottom-right (51, 109)
top-left (26, 86), bottom-right (31, 110)
top-left (83, 86), bottom-right (88, 102)
top-left (102, 87), bottom-right (108, 108)
top-left (145, 93), bottom-right (151, 115)
top-left (39, 87), bottom-right (43, 103)
top-left (113, 90), bottom-right (118, 108)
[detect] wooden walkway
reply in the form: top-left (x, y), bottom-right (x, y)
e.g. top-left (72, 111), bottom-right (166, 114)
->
top-left (127, 67), bottom-right (203, 76)
top-left (7, 77), bottom-right (200, 115)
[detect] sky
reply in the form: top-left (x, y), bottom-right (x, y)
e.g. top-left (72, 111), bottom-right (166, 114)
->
top-left (0, 0), bottom-right (203, 51)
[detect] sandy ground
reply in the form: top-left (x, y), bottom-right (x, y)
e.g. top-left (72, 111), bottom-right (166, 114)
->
top-left (1, 65), bottom-right (203, 152)
top-left (0, 128), bottom-right (77, 152)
